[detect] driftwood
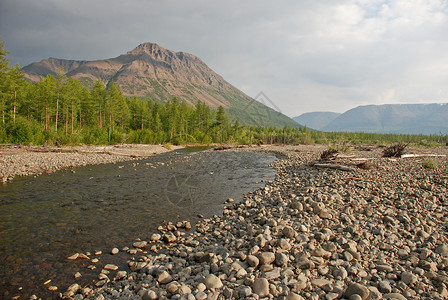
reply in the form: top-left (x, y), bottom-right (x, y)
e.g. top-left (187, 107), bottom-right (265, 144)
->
top-left (344, 177), bottom-right (375, 181)
top-left (401, 154), bottom-right (446, 158)
top-left (320, 149), bottom-right (339, 161)
top-left (383, 143), bottom-right (407, 157)
top-left (313, 163), bottom-right (355, 172)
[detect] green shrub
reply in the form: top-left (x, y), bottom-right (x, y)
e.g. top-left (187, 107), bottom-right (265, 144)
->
top-left (423, 158), bottom-right (437, 169)
top-left (5, 116), bottom-right (42, 144)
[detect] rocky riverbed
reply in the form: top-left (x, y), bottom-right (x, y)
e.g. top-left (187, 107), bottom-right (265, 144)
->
top-left (21, 145), bottom-right (448, 299)
top-left (0, 144), bottom-right (180, 183)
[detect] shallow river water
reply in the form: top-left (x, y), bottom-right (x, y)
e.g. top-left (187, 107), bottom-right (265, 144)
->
top-left (0, 149), bottom-right (276, 299)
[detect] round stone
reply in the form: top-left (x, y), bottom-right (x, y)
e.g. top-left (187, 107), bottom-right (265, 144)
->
top-left (204, 274), bottom-right (223, 290)
top-left (253, 278), bottom-right (269, 297)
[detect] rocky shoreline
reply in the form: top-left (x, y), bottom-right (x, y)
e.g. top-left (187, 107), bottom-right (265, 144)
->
top-left (18, 145), bottom-right (448, 299)
top-left (0, 144), bottom-right (180, 183)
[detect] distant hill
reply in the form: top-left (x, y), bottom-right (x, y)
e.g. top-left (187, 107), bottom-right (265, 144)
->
top-left (22, 42), bottom-right (301, 128)
top-left (293, 112), bottom-right (341, 130)
top-left (316, 103), bottom-right (448, 134)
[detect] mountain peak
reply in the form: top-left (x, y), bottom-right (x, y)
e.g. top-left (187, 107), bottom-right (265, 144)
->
top-left (128, 42), bottom-right (174, 56)
top-left (22, 42), bottom-right (301, 128)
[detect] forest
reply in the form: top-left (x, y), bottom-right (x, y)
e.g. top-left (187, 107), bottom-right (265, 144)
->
top-left (1, 40), bottom-right (446, 147)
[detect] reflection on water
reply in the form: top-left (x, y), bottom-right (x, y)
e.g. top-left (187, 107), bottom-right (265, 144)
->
top-left (0, 150), bottom-right (276, 299)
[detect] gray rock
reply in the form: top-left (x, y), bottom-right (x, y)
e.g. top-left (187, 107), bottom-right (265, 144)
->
top-left (265, 268), bottom-right (281, 280)
top-left (435, 244), bottom-right (448, 257)
top-left (150, 233), bottom-right (161, 241)
top-left (285, 292), bottom-right (305, 300)
top-left (345, 283), bottom-right (370, 300)
top-left (142, 290), bottom-right (158, 300)
top-left (63, 283), bottom-right (81, 297)
top-left (204, 274), bottom-right (223, 290)
top-left (166, 282), bottom-right (178, 294)
top-left (258, 252), bottom-right (275, 265)
top-left (383, 293), bottom-right (407, 300)
top-left (401, 271), bottom-right (417, 285)
top-left (157, 271), bottom-right (173, 284)
top-left (133, 241), bottom-right (147, 248)
top-left (283, 226), bottom-right (296, 238)
top-left (195, 291), bottom-right (207, 300)
top-left (378, 280), bottom-right (392, 294)
top-left (163, 232), bottom-right (177, 243)
top-left (274, 252), bottom-right (289, 267)
top-left (253, 278), bottom-right (270, 297)
top-left (366, 286), bottom-right (382, 300)
top-left (246, 255), bottom-right (260, 268)
top-left (333, 267), bottom-right (348, 280)
top-left (239, 286), bottom-right (252, 297)
top-left (179, 285), bottom-right (192, 295)
top-left (104, 264), bottom-right (118, 271)
top-left (311, 278), bottom-right (332, 288)
top-left (278, 238), bottom-right (292, 250)
top-left (296, 258), bottom-right (315, 270)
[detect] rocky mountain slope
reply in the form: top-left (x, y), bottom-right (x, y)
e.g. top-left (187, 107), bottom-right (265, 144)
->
top-left (294, 103), bottom-right (448, 135)
top-left (23, 43), bottom-right (301, 128)
top-left (293, 112), bottom-right (341, 130)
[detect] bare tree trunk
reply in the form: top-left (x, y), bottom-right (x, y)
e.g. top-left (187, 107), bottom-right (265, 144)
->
top-left (55, 90), bottom-right (59, 133)
top-left (71, 103), bottom-right (74, 134)
top-left (65, 110), bottom-right (68, 136)
top-left (98, 104), bottom-right (102, 128)
top-left (108, 113), bottom-right (112, 142)
top-left (45, 104), bottom-right (48, 131)
top-left (13, 90), bottom-right (16, 124)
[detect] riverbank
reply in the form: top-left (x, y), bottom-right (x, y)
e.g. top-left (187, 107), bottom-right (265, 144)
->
top-left (45, 144), bottom-right (448, 300)
top-left (0, 144), bottom-right (183, 183)
top-left (4, 144), bottom-right (445, 299)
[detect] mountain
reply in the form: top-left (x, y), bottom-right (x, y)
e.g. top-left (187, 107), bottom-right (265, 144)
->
top-left (293, 112), bottom-right (341, 130)
top-left (22, 42), bottom-right (301, 128)
top-left (318, 103), bottom-right (448, 134)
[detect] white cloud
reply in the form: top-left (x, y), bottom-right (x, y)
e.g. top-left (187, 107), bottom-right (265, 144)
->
top-left (1, 0), bottom-right (447, 117)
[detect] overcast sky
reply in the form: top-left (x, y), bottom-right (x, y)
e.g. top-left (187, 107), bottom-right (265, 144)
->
top-left (1, 0), bottom-right (448, 117)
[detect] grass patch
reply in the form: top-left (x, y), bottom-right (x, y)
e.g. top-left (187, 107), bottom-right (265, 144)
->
top-left (422, 158), bottom-right (438, 169)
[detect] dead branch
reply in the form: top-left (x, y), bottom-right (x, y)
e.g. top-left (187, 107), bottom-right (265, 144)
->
top-left (313, 163), bottom-right (355, 172)
top-left (382, 143), bottom-right (407, 158)
top-left (401, 154), bottom-right (446, 158)
top-left (320, 149), bottom-right (339, 161)
top-left (344, 177), bottom-right (375, 181)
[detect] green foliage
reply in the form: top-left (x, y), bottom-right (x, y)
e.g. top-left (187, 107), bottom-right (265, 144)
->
top-left (5, 116), bottom-right (43, 144)
top-left (1, 39), bottom-right (447, 147)
top-left (422, 158), bottom-right (437, 169)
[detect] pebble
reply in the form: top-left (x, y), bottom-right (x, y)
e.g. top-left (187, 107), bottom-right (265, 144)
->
top-left (344, 283), bottom-right (370, 300)
top-left (111, 248), bottom-right (119, 255)
top-left (400, 271), bottom-right (417, 285)
top-left (257, 252), bottom-right (275, 265)
top-left (157, 271), bottom-right (173, 284)
top-left (57, 145), bottom-right (448, 300)
top-left (252, 278), bottom-right (269, 297)
top-left (246, 255), bottom-right (260, 267)
top-left (435, 244), bottom-right (448, 257)
top-left (133, 241), bottom-right (147, 248)
top-left (103, 264), bottom-right (118, 271)
top-left (204, 274), bottom-right (223, 290)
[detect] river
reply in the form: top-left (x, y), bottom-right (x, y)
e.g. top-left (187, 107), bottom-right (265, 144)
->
top-left (0, 148), bottom-right (276, 299)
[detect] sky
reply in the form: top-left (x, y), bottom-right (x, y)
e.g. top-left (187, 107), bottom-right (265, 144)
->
top-left (1, 0), bottom-right (448, 117)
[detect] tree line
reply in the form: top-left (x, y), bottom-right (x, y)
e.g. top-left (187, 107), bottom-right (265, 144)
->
top-left (1, 40), bottom-right (446, 146)
top-left (0, 40), bottom-right (252, 145)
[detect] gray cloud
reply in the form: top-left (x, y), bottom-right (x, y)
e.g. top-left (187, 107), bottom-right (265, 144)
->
top-left (1, 0), bottom-right (447, 117)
